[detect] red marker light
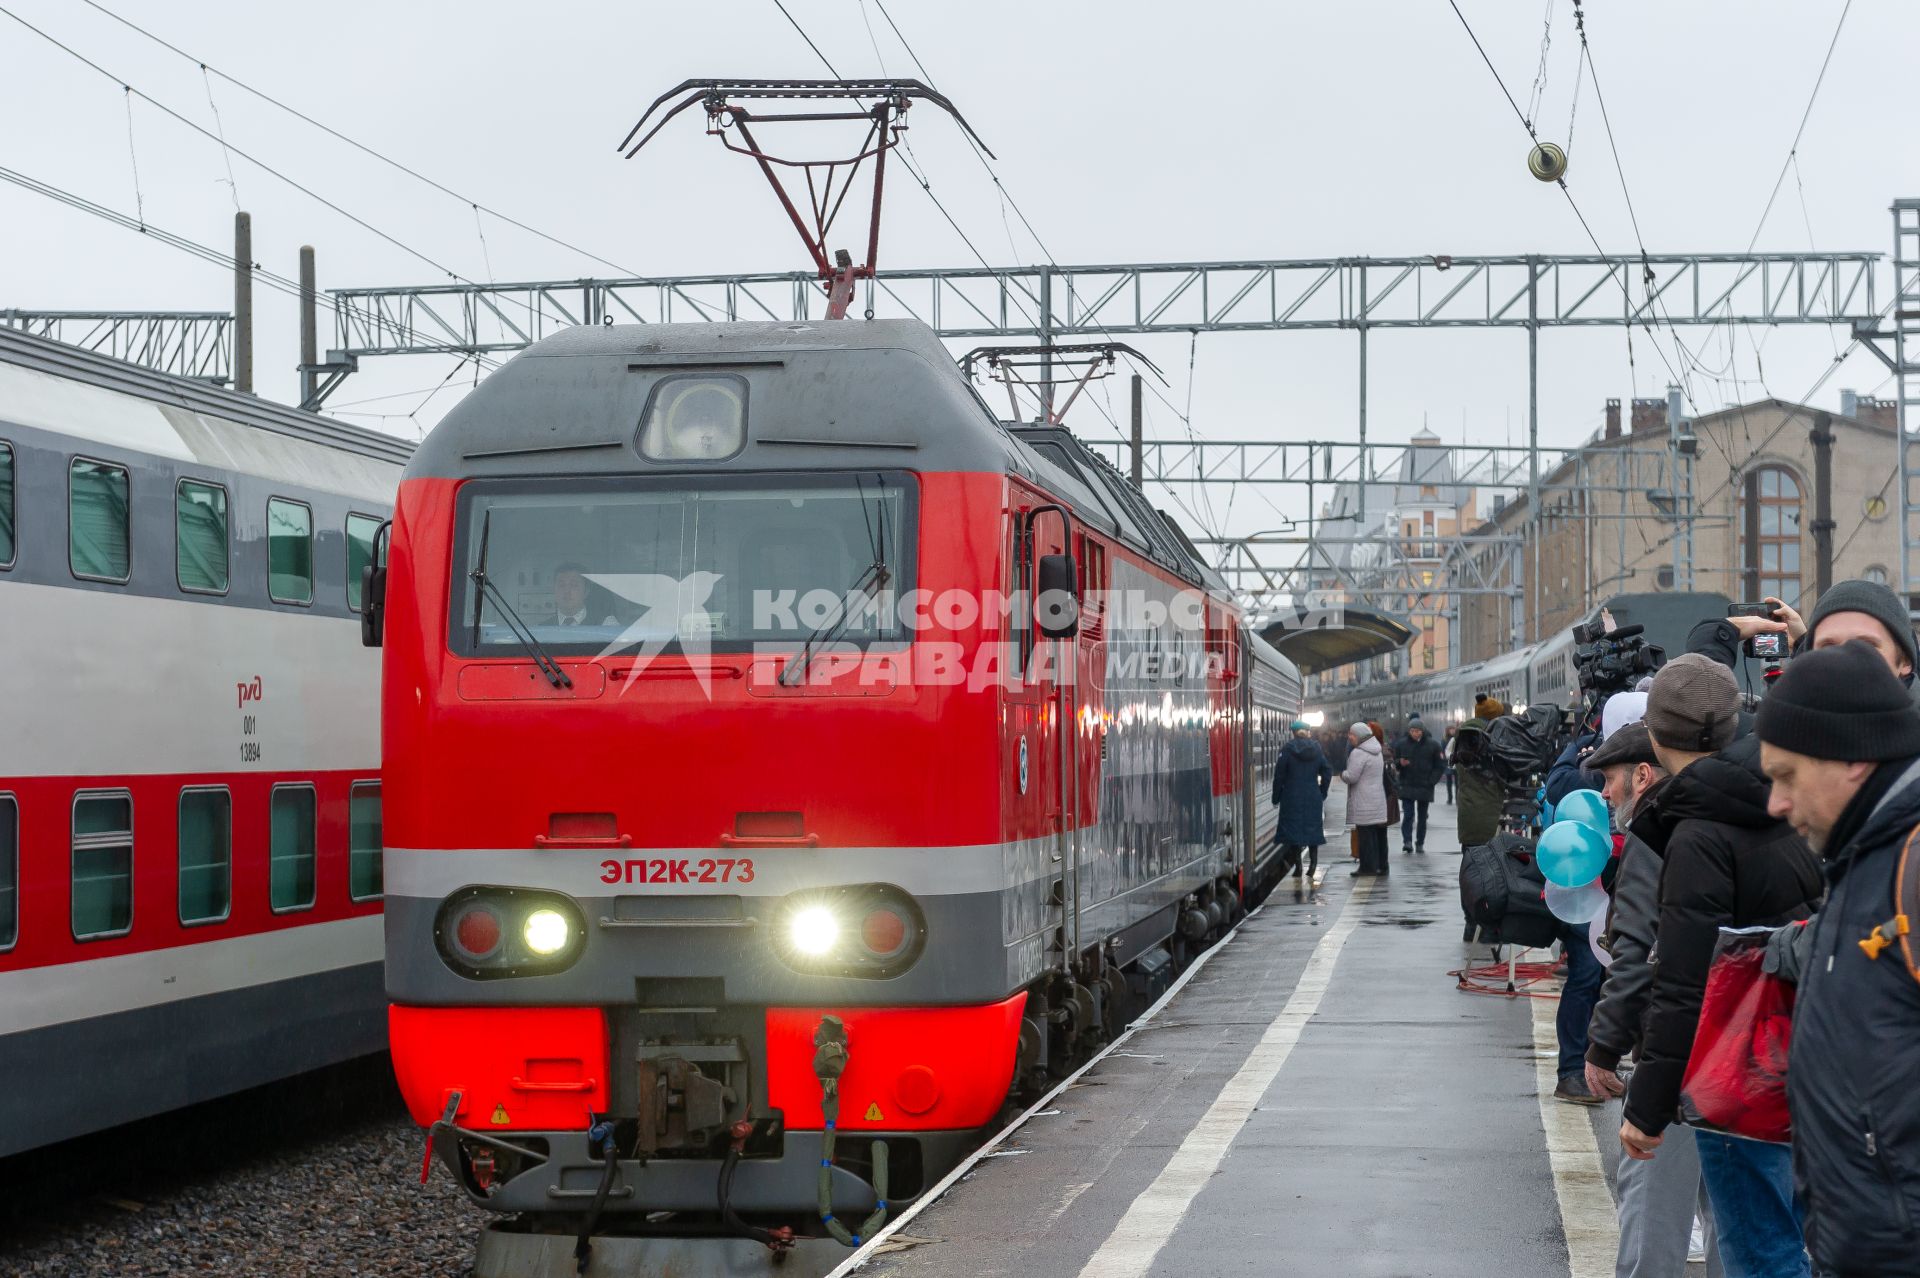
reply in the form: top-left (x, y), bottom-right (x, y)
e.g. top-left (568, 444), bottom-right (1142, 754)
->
top-left (455, 907), bottom-right (503, 958)
top-left (861, 907), bottom-right (908, 958)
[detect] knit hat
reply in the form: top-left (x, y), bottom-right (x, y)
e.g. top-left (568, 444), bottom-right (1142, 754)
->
top-left (1645, 653), bottom-right (1740, 753)
top-left (1754, 640), bottom-right (1920, 762)
top-left (1409, 711), bottom-right (1423, 722)
top-left (1806, 578), bottom-right (1919, 670)
top-left (1474, 696), bottom-right (1506, 721)
top-left (1587, 720), bottom-right (1658, 770)
top-left (1600, 691), bottom-right (1649, 740)
top-left (1290, 719), bottom-right (1310, 733)
top-left (1349, 720), bottom-right (1373, 741)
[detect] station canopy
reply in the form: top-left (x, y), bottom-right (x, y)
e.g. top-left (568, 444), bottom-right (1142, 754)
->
top-left (1257, 604), bottom-right (1414, 676)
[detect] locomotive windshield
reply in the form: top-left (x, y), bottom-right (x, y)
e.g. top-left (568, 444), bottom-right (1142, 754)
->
top-left (448, 471), bottom-right (915, 655)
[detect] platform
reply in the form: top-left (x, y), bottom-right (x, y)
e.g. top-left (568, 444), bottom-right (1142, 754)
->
top-left (847, 792), bottom-right (1645, 1278)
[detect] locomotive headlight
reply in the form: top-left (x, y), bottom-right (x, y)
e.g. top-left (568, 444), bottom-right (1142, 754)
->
top-left (637, 375), bottom-right (747, 462)
top-left (522, 908), bottom-right (573, 957)
top-left (787, 905), bottom-right (842, 956)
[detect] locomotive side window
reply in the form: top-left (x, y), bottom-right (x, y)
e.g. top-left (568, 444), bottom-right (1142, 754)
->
top-left (269, 785), bottom-right (317, 912)
top-left (267, 497), bottom-right (314, 605)
top-left (0, 441), bottom-right (14, 569)
top-left (72, 791), bottom-right (133, 940)
top-left (69, 458), bottom-right (131, 584)
top-left (348, 782), bottom-right (382, 901)
top-left (345, 513), bottom-right (382, 612)
top-left (0, 794), bottom-right (15, 951)
top-left (450, 473), bottom-right (915, 654)
top-left (178, 787), bottom-right (232, 925)
top-left (176, 480), bottom-right (230, 594)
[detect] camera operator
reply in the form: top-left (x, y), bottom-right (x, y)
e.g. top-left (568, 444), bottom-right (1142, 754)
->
top-left (1688, 579), bottom-right (1918, 700)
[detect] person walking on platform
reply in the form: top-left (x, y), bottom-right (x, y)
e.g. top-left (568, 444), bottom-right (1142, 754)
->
top-left (1272, 720), bottom-right (1333, 883)
top-left (1393, 715), bottom-right (1446, 853)
top-left (1753, 643), bottom-right (1920, 1278)
top-left (1343, 722), bottom-right (1390, 876)
top-left (1452, 717), bottom-right (1503, 851)
top-left (1443, 724), bottom-right (1458, 804)
top-left (1618, 655), bottom-right (1824, 1278)
top-left (1580, 721), bottom-right (1723, 1277)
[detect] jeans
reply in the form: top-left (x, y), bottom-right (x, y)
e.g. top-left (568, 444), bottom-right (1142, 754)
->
top-left (1615, 1120), bottom-right (1722, 1278)
top-left (1694, 1132), bottom-right (1809, 1278)
top-left (1400, 798), bottom-right (1430, 847)
top-left (1557, 922), bottom-right (1605, 1079)
top-left (1445, 771), bottom-right (1455, 802)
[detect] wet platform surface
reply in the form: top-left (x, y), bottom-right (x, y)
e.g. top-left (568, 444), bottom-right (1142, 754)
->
top-left (853, 792), bottom-right (1651, 1278)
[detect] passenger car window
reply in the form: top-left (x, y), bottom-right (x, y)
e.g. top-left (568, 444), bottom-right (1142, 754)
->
top-left (0, 794), bottom-right (16, 949)
top-left (73, 792), bottom-right (134, 939)
top-left (269, 785), bottom-right (316, 911)
top-left (177, 480), bottom-right (230, 593)
top-left (178, 788), bottom-right (232, 924)
top-left (70, 458), bottom-right (131, 582)
top-left (346, 513), bottom-right (381, 611)
top-left (0, 442), bottom-right (15, 568)
top-left (267, 498), bottom-right (314, 604)
top-left (349, 782), bottom-right (382, 900)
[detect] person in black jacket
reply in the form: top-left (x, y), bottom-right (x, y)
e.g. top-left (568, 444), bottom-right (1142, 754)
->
top-left (1620, 654), bottom-right (1824, 1278)
top-left (1581, 722), bottom-right (1723, 1277)
top-left (1755, 642), bottom-right (1920, 1278)
top-left (1392, 716), bottom-right (1446, 853)
top-left (1271, 721), bottom-right (1333, 883)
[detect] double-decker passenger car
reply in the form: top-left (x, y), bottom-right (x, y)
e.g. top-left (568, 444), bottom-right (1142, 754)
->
top-left (0, 327), bottom-right (406, 1156)
top-left (371, 319), bottom-right (1301, 1246)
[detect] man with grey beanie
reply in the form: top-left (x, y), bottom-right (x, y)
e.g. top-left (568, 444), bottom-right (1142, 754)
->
top-left (1756, 641), bottom-right (1920, 1277)
top-left (1618, 654), bottom-right (1824, 1278)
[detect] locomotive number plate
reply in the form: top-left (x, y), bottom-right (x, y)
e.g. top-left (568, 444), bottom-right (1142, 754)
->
top-left (599, 857), bottom-right (757, 887)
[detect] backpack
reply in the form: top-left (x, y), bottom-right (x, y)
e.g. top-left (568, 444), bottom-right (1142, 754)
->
top-left (1460, 833), bottom-right (1559, 949)
top-left (1860, 822), bottom-right (1920, 985)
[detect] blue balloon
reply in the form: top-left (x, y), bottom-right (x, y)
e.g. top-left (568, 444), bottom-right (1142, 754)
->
top-left (1537, 819), bottom-right (1611, 888)
top-left (1557, 788), bottom-right (1612, 837)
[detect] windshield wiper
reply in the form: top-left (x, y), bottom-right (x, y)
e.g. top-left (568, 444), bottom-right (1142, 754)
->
top-left (780, 476), bottom-right (893, 688)
top-left (470, 508), bottom-right (573, 690)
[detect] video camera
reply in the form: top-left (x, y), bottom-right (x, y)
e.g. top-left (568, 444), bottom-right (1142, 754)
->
top-left (1572, 617), bottom-right (1666, 700)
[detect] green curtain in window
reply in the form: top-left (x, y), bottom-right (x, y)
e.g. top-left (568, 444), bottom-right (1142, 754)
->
top-left (349, 785), bottom-right (382, 899)
top-left (179, 790), bottom-right (231, 923)
top-left (268, 499), bottom-right (313, 603)
top-left (177, 483), bottom-right (229, 592)
top-left (73, 795), bottom-right (132, 937)
top-left (270, 787), bottom-right (316, 910)
top-left (70, 461), bottom-right (130, 581)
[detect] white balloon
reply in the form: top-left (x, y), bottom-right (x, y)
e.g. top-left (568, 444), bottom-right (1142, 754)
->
top-left (1545, 878), bottom-right (1609, 925)
top-left (1589, 911), bottom-right (1613, 968)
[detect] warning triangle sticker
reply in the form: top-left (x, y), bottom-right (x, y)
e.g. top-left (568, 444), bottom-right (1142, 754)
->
top-left (490, 1104), bottom-right (511, 1125)
top-left (864, 1102), bottom-right (884, 1122)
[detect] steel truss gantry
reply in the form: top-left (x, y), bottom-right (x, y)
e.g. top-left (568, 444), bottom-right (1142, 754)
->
top-left (0, 309), bottom-right (232, 381)
top-left (328, 251), bottom-right (1877, 358)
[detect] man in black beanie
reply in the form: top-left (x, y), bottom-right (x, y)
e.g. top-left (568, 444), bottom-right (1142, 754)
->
top-left (1757, 640), bottom-right (1920, 1277)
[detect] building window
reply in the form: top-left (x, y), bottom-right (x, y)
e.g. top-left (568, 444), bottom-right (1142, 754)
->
top-left (349, 782), bottom-right (382, 900)
top-left (1743, 466), bottom-right (1803, 609)
top-left (177, 480), bottom-right (230, 594)
top-left (0, 441), bottom-right (14, 569)
top-left (1655, 565), bottom-right (1675, 589)
top-left (1864, 565), bottom-right (1891, 587)
top-left (0, 794), bottom-right (16, 950)
top-left (267, 498), bottom-right (314, 605)
top-left (70, 458), bottom-right (131, 583)
top-left (269, 785), bottom-right (317, 911)
top-left (178, 788), bottom-right (232, 925)
top-left (346, 513), bottom-right (382, 612)
top-left (73, 791), bottom-right (133, 939)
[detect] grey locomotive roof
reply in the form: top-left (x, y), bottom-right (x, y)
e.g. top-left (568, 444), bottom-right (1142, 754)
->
top-left (414, 317), bottom-right (1226, 592)
top-left (0, 323), bottom-right (413, 465)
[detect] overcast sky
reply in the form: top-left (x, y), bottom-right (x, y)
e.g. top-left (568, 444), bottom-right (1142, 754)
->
top-left (3, 0), bottom-right (1915, 543)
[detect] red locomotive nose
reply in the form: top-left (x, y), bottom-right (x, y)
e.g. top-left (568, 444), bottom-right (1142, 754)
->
top-left (454, 907), bottom-right (503, 959)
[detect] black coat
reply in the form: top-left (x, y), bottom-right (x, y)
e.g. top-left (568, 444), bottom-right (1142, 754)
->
top-left (1391, 731), bottom-right (1447, 802)
top-left (1621, 736), bottom-right (1824, 1136)
top-left (1271, 736), bottom-right (1332, 848)
top-left (1585, 828), bottom-right (1662, 1073)
top-left (1789, 755), bottom-right (1920, 1277)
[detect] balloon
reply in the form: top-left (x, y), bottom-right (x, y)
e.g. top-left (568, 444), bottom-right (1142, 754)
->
top-left (1537, 819), bottom-right (1611, 888)
top-left (1589, 912), bottom-right (1613, 968)
top-left (1555, 788), bottom-right (1612, 838)
top-left (1545, 878), bottom-right (1609, 925)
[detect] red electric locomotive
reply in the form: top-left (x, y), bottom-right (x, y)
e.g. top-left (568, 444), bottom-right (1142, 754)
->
top-left (368, 319), bottom-right (1300, 1256)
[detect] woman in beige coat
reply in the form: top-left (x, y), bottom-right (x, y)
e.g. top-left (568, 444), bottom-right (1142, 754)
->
top-left (1343, 721), bottom-right (1391, 876)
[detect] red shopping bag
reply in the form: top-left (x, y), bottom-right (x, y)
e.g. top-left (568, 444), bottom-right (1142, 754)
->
top-left (1678, 926), bottom-right (1795, 1144)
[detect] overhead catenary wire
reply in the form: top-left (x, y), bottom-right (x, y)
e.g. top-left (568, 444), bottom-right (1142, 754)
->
top-left (73, 0), bottom-right (645, 278)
